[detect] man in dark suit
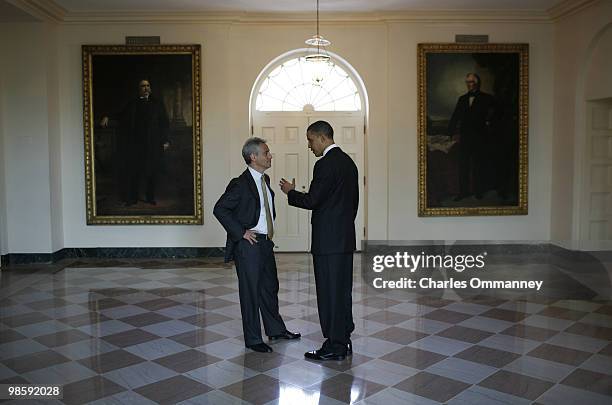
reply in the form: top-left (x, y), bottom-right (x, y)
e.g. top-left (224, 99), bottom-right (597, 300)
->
top-left (280, 121), bottom-right (359, 361)
top-left (214, 137), bottom-right (300, 353)
top-left (447, 73), bottom-right (496, 200)
top-left (101, 79), bottom-right (170, 206)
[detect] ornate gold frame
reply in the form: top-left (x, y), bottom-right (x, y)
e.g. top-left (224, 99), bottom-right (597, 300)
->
top-left (82, 44), bottom-right (202, 224)
top-left (417, 43), bottom-right (529, 217)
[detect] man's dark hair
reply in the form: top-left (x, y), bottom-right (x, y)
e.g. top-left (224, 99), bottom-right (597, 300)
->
top-left (466, 72), bottom-right (481, 86)
top-left (307, 120), bottom-right (334, 140)
top-left (242, 137), bottom-right (266, 165)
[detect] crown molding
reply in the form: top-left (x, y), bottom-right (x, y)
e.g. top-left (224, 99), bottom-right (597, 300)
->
top-left (547, 0), bottom-right (600, 21)
top-left (373, 10), bottom-right (550, 23)
top-left (5, 0), bottom-right (600, 25)
top-left (6, 0), bottom-right (66, 23)
top-left (57, 10), bottom-right (553, 25)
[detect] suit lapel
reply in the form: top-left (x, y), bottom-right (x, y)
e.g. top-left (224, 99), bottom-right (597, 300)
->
top-left (242, 169), bottom-right (260, 212)
top-left (244, 169), bottom-right (277, 219)
top-left (467, 92), bottom-right (481, 110)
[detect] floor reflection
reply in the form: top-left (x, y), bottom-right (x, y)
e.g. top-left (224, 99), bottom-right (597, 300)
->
top-left (0, 254), bottom-right (610, 404)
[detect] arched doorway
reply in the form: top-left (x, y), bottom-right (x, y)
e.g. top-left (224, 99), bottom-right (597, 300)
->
top-left (575, 24), bottom-right (612, 247)
top-left (249, 49), bottom-right (368, 252)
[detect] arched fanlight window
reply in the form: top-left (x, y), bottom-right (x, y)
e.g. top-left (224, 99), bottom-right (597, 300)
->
top-left (255, 57), bottom-right (361, 112)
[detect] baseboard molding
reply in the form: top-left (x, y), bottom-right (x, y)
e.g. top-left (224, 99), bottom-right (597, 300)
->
top-left (1, 243), bottom-right (610, 267)
top-left (1, 247), bottom-right (225, 266)
top-left (550, 243), bottom-right (612, 262)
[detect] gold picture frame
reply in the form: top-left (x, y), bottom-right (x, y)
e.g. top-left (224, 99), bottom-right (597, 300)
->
top-left (82, 44), bottom-right (202, 224)
top-left (418, 43), bottom-right (528, 216)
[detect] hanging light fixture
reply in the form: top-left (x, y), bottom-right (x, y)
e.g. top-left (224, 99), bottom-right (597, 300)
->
top-left (305, 0), bottom-right (331, 63)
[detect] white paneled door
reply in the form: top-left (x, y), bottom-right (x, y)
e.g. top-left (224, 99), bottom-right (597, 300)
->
top-left (252, 111), bottom-right (365, 252)
top-left (253, 113), bottom-right (310, 251)
top-left (581, 100), bottom-right (612, 241)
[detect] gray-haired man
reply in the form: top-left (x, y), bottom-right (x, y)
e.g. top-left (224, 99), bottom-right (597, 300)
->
top-left (214, 137), bottom-right (300, 353)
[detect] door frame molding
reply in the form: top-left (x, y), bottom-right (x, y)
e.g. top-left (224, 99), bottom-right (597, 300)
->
top-left (248, 48), bottom-right (369, 138)
top-left (571, 23), bottom-right (612, 243)
top-left (249, 48), bottom-right (370, 242)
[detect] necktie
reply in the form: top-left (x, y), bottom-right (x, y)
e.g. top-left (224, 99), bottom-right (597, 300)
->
top-left (261, 176), bottom-right (274, 239)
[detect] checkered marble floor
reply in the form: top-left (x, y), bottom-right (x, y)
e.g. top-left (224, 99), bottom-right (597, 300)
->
top-left (1, 254), bottom-right (612, 404)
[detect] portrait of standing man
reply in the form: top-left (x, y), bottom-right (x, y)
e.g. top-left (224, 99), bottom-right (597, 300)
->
top-left (84, 45), bottom-right (203, 224)
top-left (447, 72), bottom-right (497, 201)
top-left (418, 44), bottom-right (528, 216)
top-left (214, 137), bottom-right (300, 353)
top-left (101, 79), bottom-right (170, 207)
top-left (280, 120), bottom-right (359, 361)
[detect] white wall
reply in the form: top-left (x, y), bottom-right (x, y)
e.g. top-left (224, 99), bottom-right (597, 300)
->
top-left (56, 21), bottom-right (391, 248)
top-left (2, 15), bottom-right (563, 253)
top-left (227, 22), bottom-right (389, 240)
top-left (387, 22), bottom-right (554, 241)
top-left (551, 0), bottom-right (612, 241)
top-left (0, 23), bottom-right (54, 253)
top-left (0, 46), bottom-right (8, 256)
top-left (46, 23), bottom-right (63, 252)
top-left (58, 23), bottom-right (233, 248)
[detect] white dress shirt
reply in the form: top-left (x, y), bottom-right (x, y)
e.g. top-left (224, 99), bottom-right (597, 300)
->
top-left (247, 166), bottom-right (275, 235)
top-left (323, 143), bottom-right (338, 157)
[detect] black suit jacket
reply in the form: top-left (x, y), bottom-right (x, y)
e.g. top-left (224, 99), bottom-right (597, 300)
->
top-left (447, 91), bottom-right (496, 141)
top-left (288, 147), bottom-right (359, 255)
top-left (213, 169), bottom-right (276, 262)
top-left (105, 97), bottom-right (170, 177)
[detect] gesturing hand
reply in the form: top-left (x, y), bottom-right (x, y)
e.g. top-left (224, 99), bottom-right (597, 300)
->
top-left (279, 178), bottom-right (295, 195)
top-left (243, 229), bottom-right (258, 245)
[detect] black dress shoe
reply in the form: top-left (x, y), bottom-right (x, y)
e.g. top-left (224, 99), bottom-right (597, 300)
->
top-left (269, 331), bottom-right (301, 340)
top-left (247, 343), bottom-right (273, 353)
top-left (304, 349), bottom-right (346, 361)
top-left (347, 340), bottom-right (352, 355)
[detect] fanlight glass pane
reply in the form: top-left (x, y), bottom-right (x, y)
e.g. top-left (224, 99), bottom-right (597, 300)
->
top-left (256, 57), bottom-right (361, 111)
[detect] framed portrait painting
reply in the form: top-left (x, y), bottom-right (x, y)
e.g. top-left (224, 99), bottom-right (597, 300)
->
top-left (82, 44), bottom-right (202, 224)
top-left (417, 43), bottom-right (528, 216)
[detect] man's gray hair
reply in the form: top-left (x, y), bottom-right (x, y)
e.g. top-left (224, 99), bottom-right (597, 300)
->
top-left (242, 137), bottom-right (267, 165)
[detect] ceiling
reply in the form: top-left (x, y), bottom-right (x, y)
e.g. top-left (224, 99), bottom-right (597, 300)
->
top-left (52, 0), bottom-right (566, 13)
top-left (0, 0), bottom-right (589, 23)
top-left (0, 1), bottom-right (39, 21)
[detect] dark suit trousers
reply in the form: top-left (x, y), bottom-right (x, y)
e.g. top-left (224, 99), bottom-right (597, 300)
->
top-left (458, 135), bottom-right (486, 196)
top-left (234, 238), bottom-right (286, 346)
top-left (313, 253), bottom-right (355, 353)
